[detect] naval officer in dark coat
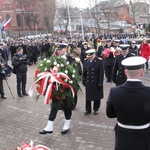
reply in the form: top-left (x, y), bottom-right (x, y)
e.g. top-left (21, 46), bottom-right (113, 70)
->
top-left (106, 56), bottom-right (150, 150)
top-left (82, 49), bottom-right (104, 115)
top-left (112, 44), bottom-right (134, 86)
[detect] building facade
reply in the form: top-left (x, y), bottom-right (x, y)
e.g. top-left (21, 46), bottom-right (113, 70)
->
top-left (0, 0), bottom-right (56, 37)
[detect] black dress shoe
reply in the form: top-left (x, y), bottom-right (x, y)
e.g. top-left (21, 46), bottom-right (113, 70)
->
top-left (61, 129), bottom-right (69, 134)
top-left (39, 130), bottom-right (53, 134)
top-left (1, 96), bottom-right (7, 99)
top-left (23, 93), bottom-right (28, 96)
top-left (93, 111), bottom-right (98, 115)
top-left (83, 111), bottom-right (91, 115)
top-left (18, 95), bottom-right (23, 97)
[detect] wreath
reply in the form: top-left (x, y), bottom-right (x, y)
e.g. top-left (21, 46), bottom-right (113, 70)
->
top-left (29, 56), bottom-right (81, 108)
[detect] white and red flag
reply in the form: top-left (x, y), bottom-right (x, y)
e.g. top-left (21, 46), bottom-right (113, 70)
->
top-left (3, 17), bottom-right (12, 29)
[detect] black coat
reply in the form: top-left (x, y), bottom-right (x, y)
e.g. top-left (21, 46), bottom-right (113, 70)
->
top-left (106, 81), bottom-right (150, 150)
top-left (129, 45), bottom-right (140, 56)
top-left (80, 47), bottom-right (90, 64)
top-left (113, 53), bottom-right (134, 86)
top-left (12, 53), bottom-right (28, 73)
top-left (82, 56), bottom-right (104, 101)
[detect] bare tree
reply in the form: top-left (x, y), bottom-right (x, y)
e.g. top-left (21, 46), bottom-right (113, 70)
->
top-left (41, 0), bottom-right (56, 33)
top-left (16, 0), bottom-right (40, 29)
top-left (55, 0), bottom-right (76, 35)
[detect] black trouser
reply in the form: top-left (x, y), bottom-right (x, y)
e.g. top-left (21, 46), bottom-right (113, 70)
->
top-left (85, 100), bottom-right (101, 113)
top-left (48, 108), bottom-right (72, 121)
top-left (104, 65), bottom-right (113, 82)
top-left (145, 61), bottom-right (149, 70)
top-left (0, 78), bottom-right (4, 97)
top-left (16, 72), bottom-right (27, 95)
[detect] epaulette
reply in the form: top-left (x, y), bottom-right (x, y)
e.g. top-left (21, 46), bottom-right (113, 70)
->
top-left (98, 57), bottom-right (103, 60)
top-left (131, 53), bottom-right (135, 56)
top-left (84, 57), bottom-right (88, 60)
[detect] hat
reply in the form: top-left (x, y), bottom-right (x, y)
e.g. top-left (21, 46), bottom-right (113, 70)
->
top-left (85, 49), bottom-right (95, 57)
top-left (56, 43), bottom-right (68, 50)
top-left (102, 39), bottom-right (106, 42)
top-left (114, 39), bottom-right (120, 43)
top-left (119, 44), bottom-right (130, 50)
top-left (82, 41), bottom-right (88, 45)
top-left (121, 56), bottom-right (146, 70)
top-left (131, 41), bottom-right (136, 44)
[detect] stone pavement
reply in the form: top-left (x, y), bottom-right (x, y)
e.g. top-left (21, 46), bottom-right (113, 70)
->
top-left (0, 64), bottom-right (150, 150)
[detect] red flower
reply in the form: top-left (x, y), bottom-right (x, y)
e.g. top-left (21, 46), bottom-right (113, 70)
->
top-left (56, 96), bottom-right (60, 100)
top-left (60, 89), bottom-right (64, 93)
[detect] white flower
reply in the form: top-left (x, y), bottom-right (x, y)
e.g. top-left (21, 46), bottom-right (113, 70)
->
top-left (37, 93), bottom-right (40, 95)
top-left (61, 64), bottom-right (64, 67)
top-left (40, 63), bottom-right (43, 66)
top-left (61, 55), bottom-right (67, 59)
top-left (69, 80), bottom-right (73, 84)
top-left (54, 62), bottom-right (57, 65)
top-left (47, 60), bottom-right (51, 63)
top-left (65, 70), bottom-right (68, 74)
top-left (73, 70), bottom-right (76, 73)
top-left (72, 74), bottom-right (75, 78)
top-left (57, 64), bottom-right (60, 67)
top-left (44, 68), bottom-right (47, 71)
top-left (44, 58), bottom-right (47, 61)
top-left (66, 61), bottom-right (69, 65)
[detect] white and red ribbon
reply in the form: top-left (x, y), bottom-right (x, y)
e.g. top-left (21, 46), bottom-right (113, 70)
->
top-left (29, 66), bottom-right (75, 105)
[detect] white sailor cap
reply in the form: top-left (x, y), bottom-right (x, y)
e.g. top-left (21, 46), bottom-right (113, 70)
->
top-left (114, 39), bottom-right (120, 43)
top-left (121, 56), bottom-right (146, 70)
top-left (119, 44), bottom-right (130, 50)
top-left (82, 41), bottom-right (88, 45)
top-left (131, 41), bottom-right (136, 44)
top-left (85, 49), bottom-right (96, 57)
top-left (56, 43), bottom-right (68, 50)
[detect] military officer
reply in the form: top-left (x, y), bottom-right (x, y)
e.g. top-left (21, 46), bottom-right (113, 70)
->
top-left (39, 43), bottom-right (77, 135)
top-left (107, 56), bottom-right (150, 150)
top-left (112, 44), bottom-right (134, 86)
top-left (82, 49), bottom-right (104, 115)
top-left (129, 41), bottom-right (140, 56)
top-left (80, 42), bottom-right (90, 64)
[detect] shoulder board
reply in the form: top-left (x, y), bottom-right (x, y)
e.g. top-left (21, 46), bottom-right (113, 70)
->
top-left (84, 57), bottom-right (88, 60)
top-left (131, 53), bottom-right (135, 56)
top-left (98, 57), bottom-right (103, 60)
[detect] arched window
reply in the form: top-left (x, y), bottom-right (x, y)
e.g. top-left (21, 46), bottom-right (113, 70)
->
top-left (16, 14), bottom-right (21, 27)
top-left (6, 14), bottom-right (11, 25)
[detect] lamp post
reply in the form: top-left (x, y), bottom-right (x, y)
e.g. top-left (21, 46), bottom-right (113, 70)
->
top-left (0, 16), bottom-right (2, 41)
top-left (67, 0), bottom-right (72, 39)
top-left (80, 10), bottom-right (84, 40)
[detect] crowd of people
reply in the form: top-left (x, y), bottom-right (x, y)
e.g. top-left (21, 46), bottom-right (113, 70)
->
top-left (0, 34), bottom-right (150, 149)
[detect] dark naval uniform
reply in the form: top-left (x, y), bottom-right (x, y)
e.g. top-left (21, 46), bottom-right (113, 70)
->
top-left (106, 81), bottom-right (150, 150)
top-left (112, 53), bottom-right (134, 86)
top-left (82, 56), bottom-right (104, 113)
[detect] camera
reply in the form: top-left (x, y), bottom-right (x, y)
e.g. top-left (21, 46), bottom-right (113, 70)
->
top-left (0, 65), bottom-right (10, 78)
top-left (21, 54), bottom-right (28, 60)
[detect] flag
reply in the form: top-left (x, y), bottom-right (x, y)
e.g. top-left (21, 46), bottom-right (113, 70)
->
top-left (3, 18), bottom-right (12, 29)
top-left (2, 19), bottom-right (7, 26)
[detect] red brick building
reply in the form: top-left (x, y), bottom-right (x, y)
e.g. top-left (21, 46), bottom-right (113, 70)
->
top-left (0, 0), bottom-right (56, 37)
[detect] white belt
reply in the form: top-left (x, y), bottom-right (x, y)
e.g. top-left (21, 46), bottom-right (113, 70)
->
top-left (118, 122), bottom-right (150, 129)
